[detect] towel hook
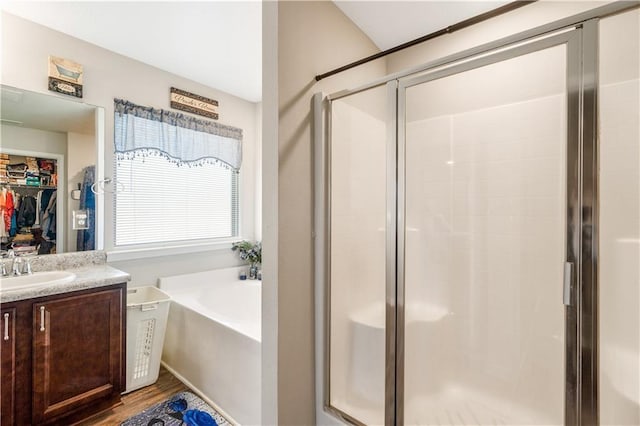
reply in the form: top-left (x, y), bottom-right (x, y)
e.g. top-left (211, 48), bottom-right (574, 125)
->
top-left (90, 178), bottom-right (125, 194)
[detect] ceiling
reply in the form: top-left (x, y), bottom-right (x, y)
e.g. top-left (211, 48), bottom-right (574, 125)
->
top-left (2, 1), bottom-right (512, 103)
top-left (334, 1), bottom-right (511, 51)
top-left (1, 85), bottom-right (96, 134)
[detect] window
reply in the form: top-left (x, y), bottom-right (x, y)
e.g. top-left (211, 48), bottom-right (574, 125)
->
top-left (113, 99), bottom-right (241, 247)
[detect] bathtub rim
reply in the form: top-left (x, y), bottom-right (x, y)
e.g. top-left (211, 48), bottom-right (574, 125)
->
top-left (158, 266), bottom-right (262, 342)
top-left (169, 289), bottom-right (262, 343)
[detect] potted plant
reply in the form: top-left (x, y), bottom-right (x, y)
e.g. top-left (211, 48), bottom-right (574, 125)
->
top-left (232, 240), bottom-right (261, 279)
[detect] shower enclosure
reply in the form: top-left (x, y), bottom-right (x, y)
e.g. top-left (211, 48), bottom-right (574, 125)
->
top-left (315, 4), bottom-right (639, 426)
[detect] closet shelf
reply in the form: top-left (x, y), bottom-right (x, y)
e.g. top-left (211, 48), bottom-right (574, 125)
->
top-left (1, 183), bottom-right (57, 190)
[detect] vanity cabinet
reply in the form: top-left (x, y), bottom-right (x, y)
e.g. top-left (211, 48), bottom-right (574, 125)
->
top-left (0, 283), bottom-right (126, 425)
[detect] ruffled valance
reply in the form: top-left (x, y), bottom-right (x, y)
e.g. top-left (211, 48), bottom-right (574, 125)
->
top-left (114, 99), bottom-right (242, 171)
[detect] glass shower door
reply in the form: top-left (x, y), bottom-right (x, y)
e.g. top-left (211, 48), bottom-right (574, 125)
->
top-left (327, 84), bottom-right (390, 425)
top-left (400, 40), bottom-right (572, 425)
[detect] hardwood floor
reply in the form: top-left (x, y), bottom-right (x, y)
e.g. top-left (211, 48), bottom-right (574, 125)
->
top-left (78, 366), bottom-right (189, 425)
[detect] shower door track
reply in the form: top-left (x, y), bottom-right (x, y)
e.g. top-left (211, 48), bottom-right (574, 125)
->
top-left (315, 2), bottom-right (640, 426)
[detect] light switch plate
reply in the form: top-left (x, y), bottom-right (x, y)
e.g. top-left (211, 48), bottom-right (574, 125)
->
top-left (72, 210), bottom-right (89, 230)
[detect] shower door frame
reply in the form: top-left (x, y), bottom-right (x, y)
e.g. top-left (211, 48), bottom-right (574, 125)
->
top-left (316, 3), bottom-right (639, 425)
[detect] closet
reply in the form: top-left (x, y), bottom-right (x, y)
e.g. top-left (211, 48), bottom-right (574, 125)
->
top-left (0, 153), bottom-right (58, 255)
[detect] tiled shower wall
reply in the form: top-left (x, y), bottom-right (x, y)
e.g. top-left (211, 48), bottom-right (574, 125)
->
top-left (404, 45), bottom-right (566, 425)
top-left (599, 9), bottom-right (640, 426)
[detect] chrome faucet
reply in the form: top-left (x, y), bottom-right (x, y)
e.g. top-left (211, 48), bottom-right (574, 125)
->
top-left (4, 250), bottom-right (16, 277)
top-left (21, 257), bottom-right (32, 275)
top-left (1, 250), bottom-right (30, 277)
top-left (11, 256), bottom-right (22, 277)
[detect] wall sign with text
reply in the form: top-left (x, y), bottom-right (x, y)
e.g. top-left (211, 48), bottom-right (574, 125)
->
top-left (48, 56), bottom-right (83, 98)
top-left (170, 87), bottom-right (219, 120)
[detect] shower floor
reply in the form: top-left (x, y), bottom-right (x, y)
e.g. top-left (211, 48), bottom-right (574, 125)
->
top-left (335, 383), bottom-right (558, 426)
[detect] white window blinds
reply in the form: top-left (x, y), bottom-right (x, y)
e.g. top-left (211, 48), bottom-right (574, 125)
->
top-left (114, 100), bottom-right (241, 246)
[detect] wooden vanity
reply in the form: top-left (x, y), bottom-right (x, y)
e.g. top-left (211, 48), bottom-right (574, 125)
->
top-left (0, 257), bottom-right (129, 425)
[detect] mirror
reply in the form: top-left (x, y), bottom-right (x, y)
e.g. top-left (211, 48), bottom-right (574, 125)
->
top-left (0, 85), bottom-right (103, 255)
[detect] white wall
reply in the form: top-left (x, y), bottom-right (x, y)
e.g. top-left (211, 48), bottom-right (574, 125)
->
top-left (1, 125), bottom-right (66, 156)
top-left (261, 3), bottom-right (278, 424)
top-left (66, 131), bottom-right (95, 251)
top-left (254, 102), bottom-right (263, 241)
top-left (262, 1), bottom-right (386, 424)
top-left (1, 12), bottom-right (260, 285)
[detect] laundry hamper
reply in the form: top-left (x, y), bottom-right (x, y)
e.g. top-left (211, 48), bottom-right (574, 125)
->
top-left (125, 286), bottom-right (171, 393)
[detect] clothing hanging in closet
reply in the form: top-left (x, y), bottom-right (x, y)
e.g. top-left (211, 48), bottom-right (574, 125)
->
top-left (17, 195), bottom-right (37, 228)
top-left (41, 190), bottom-right (57, 240)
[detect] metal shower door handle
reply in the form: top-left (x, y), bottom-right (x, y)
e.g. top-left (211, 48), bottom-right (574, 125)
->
top-left (563, 262), bottom-right (574, 306)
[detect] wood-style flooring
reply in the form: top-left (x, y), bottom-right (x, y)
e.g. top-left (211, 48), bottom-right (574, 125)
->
top-left (78, 366), bottom-right (189, 425)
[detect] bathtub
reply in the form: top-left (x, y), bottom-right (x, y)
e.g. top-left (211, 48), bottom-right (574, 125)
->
top-left (159, 267), bottom-right (261, 425)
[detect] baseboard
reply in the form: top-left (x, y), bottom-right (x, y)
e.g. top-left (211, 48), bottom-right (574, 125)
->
top-left (160, 360), bottom-right (239, 426)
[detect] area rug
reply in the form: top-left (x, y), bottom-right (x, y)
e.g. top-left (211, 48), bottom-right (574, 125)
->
top-left (121, 391), bottom-right (232, 426)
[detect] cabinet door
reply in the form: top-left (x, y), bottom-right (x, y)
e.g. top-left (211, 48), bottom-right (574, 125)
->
top-left (1, 307), bottom-right (16, 426)
top-left (32, 288), bottom-right (123, 424)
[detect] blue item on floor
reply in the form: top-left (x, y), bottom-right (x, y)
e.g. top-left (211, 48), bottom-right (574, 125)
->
top-left (120, 391), bottom-right (230, 426)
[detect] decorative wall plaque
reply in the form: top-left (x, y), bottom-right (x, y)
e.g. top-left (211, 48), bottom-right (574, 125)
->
top-left (170, 87), bottom-right (219, 120)
top-left (48, 56), bottom-right (83, 98)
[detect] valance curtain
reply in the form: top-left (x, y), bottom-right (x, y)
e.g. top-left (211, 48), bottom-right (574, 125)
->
top-left (114, 99), bottom-right (243, 171)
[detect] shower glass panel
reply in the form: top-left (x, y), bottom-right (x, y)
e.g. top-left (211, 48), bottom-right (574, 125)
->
top-left (329, 85), bottom-right (388, 425)
top-left (599, 9), bottom-right (640, 426)
top-left (402, 45), bottom-right (567, 425)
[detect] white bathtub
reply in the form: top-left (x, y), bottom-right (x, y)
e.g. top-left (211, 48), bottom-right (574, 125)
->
top-left (159, 267), bottom-right (261, 425)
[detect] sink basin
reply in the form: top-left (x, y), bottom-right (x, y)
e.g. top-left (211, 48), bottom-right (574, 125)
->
top-left (0, 271), bottom-right (77, 293)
